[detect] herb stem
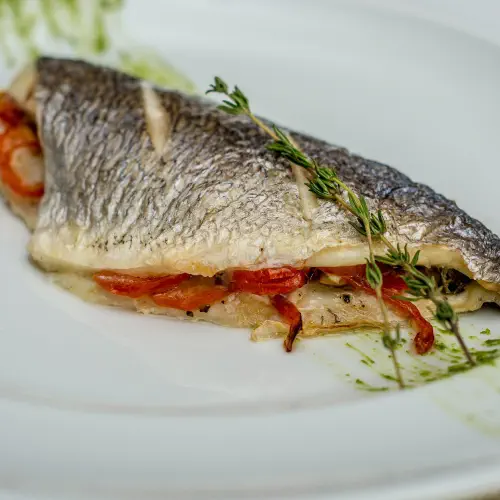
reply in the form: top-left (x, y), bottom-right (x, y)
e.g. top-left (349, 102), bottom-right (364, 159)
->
top-left (428, 293), bottom-right (476, 366)
top-left (364, 219), bottom-right (404, 389)
top-left (333, 194), bottom-right (356, 215)
top-left (207, 76), bottom-right (406, 386)
top-left (376, 286), bottom-right (405, 389)
top-left (248, 114), bottom-right (279, 141)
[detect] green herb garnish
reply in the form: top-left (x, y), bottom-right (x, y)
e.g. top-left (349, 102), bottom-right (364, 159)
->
top-left (484, 339), bottom-right (500, 347)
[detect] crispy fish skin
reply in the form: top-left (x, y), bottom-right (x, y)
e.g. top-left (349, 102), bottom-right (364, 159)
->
top-left (29, 57), bottom-right (500, 290)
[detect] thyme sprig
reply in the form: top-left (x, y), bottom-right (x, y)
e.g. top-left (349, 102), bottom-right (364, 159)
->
top-left (206, 76), bottom-right (475, 386)
top-left (207, 77), bottom-right (404, 387)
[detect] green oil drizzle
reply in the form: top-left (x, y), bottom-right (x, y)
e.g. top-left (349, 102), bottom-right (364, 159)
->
top-left (0, 0), bottom-right (122, 64)
top-left (484, 339), bottom-right (500, 347)
top-left (345, 342), bottom-right (375, 365)
top-left (118, 50), bottom-right (196, 93)
top-left (355, 378), bottom-right (389, 392)
top-left (0, 0), bottom-right (195, 94)
top-left (338, 323), bottom-right (500, 393)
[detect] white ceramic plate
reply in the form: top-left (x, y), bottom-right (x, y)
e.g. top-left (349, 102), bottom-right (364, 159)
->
top-left (2, 1), bottom-right (500, 499)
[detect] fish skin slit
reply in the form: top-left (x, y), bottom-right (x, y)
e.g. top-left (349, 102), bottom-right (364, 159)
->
top-left (141, 83), bottom-right (172, 156)
top-left (285, 133), bottom-right (318, 221)
top-left (290, 162), bottom-right (318, 221)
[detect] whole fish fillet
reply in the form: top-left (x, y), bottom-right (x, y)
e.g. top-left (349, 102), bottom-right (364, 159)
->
top-left (2, 57), bottom-right (500, 343)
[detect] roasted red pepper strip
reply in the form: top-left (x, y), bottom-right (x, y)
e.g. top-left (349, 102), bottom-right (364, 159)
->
top-left (93, 271), bottom-right (190, 298)
top-left (0, 129), bottom-right (44, 198)
top-left (322, 265), bottom-right (435, 354)
top-left (0, 93), bottom-right (44, 199)
top-left (383, 296), bottom-right (434, 354)
top-left (0, 93), bottom-right (26, 126)
top-left (231, 267), bottom-right (307, 296)
top-left (152, 281), bottom-right (229, 311)
top-left (271, 294), bottom-right (303, 352)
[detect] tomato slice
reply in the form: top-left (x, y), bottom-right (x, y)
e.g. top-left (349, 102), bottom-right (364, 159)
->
top-left (93, 271), bottom-right (190, 298)
top-left (271, 295), bottom-right (303, 352)
top-left (152, 280), bottom-right (229, 311)
top-left (323, 265), bottom-right (435, 354)
top-left (231, 267), bottom-right (306, 295)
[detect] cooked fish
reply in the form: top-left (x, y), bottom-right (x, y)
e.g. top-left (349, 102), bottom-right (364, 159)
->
top-left (2, 57), bottom-right (500, 350)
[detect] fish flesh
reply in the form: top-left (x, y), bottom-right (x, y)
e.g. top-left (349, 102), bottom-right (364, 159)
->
top-left (2, 57), bottom-right (500, 349)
